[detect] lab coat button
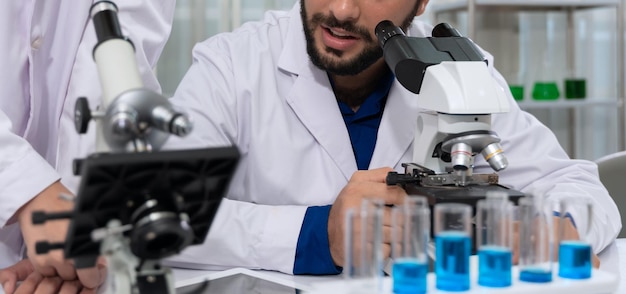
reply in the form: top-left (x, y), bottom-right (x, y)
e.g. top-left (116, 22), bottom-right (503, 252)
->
top-left (31, 37), bottom-right (43, 50)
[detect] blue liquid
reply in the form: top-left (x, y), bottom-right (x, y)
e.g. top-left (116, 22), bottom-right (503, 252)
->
top-left (435, 231), bottom-right (471, 291)
top-left (519, 267), bottom-right (552, 283)
top-left (478, 246), bottom-right (512, 287)
top-left (559, 241), bottom-right (592, 279)
top-left (392, 258), bottom-right (427, 294)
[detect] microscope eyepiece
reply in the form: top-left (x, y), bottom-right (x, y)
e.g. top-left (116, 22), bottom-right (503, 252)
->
top-left (90, 1), bottom-right (124, 44)
top-left (432, 23), bottom-right (462, 38)
top-left (375, 20), bottom-right (406, 48)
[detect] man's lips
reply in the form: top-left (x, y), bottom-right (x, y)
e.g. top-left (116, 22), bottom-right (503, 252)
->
top-left (320, 24), bottom-right (360, 51)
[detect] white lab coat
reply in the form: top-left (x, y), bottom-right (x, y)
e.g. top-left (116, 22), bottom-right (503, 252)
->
top-left (165, 3), bottom-right (621, 274)
top-left (0, 0), bottom-right (175, 269)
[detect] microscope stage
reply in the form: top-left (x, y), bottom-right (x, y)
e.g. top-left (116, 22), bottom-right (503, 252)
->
top-left (403, 183), bottom-right (525, 207)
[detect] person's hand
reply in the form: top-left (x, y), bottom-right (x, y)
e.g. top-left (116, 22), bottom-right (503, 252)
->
top-left (327, 167), bottom-right (406, 267)
top-left (553, 216), bottom-right (601, 268)
top-left (511, 216), bottom-right (600, 268)
top-left (0, 259), bottom-right (102, 294)
top-left (13, 181), bottom-right (106, 291)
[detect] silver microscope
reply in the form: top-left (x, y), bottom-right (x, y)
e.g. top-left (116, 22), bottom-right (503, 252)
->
top-left (32, 2), bottom-right (239, 293)
top-left (376, 21), bottom-right (525, 206)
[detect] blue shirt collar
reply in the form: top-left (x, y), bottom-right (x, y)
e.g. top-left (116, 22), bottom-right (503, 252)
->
top-left (334, 71), bottom-right (395, 120)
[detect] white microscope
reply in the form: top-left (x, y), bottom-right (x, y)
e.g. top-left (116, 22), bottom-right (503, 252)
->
top-left (376, 21), bottom-right (525, 206)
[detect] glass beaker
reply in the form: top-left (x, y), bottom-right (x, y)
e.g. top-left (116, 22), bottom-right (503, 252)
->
top-left (518, 196), bottom-right (554, 283)
top-left (506, 71), bottom-right (525, 101)
top-left (557, 198), bottom-right (593, 279)
top-left (529, 13), bottom-right (563, 101)
top-left (532, 81), bottom-right (560, 101)
top-left (476, 198), bottom-right (514, 287)
top-left (391, 196), bottom-right (430, 294)
top-left (434, 203), bottom-right (472, 291)
top-left (564, 12), bottom-right (588, 100)
top-left (564, 78), bottom-right (586, 99)
top-left (343, 199), bottom-right (385, 293)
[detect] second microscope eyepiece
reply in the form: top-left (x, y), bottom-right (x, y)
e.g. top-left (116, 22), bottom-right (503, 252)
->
top-left (375, 20), bottom-right (406, 48)
top-left (432, 23), bottom-right (462, 38)
top-left (90, 1), bottom-right (124, 44)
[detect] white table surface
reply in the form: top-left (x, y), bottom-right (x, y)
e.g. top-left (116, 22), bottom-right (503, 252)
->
top-left (0, 240), bottom-right (622, 293)
top-left (172, 238), bottom-right (626, 293)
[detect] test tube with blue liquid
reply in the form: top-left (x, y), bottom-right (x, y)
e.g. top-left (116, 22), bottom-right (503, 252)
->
top-left (558, 198), bottom-right (593, 279)
top-left (476, 197), bottom-right (513, 287)
top-left (391, 196), bottom-right (429, 294)
top-left (518, 196), bottom-right (554, 283)
top-left (434, 203), bottom-right (472, 291)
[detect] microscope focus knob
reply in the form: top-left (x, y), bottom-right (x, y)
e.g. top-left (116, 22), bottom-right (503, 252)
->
top-left (75, 97), bottom-right (92, 134)
top-left (386, 172), bottom-right (418, 186)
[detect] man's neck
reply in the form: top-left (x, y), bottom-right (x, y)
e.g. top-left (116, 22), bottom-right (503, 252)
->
top-left (330, 59), bottom-right (389, 112)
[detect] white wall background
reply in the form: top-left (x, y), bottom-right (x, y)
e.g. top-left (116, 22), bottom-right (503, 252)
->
top-left (156, 0), bottom-right (624, 161)
top-left (157, 0), bottom-right (297, 97)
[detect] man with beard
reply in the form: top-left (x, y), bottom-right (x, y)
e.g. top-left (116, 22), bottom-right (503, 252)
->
top-left (163, 0), bottom-right (618, 275)
top-left (3, 0), bottom-right (619, 285)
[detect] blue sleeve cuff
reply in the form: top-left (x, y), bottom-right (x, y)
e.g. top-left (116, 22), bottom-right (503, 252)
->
top-left (553, 211), bottom-right (576, 228)
top-left (293, 205), bottom-right (342, 275)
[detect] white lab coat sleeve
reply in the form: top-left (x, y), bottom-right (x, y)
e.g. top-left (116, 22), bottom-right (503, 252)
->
top-left (165, 199), bottom-right (307, 273)
top-left (0, 109), bottom-right (60, 228)
top-left (481, 54), bottom-right (621, 253)
top-left (0, 223), bottom-right (24, 269)
top-left (163, 40), bottom-right (308, 274)
top-left (0, 109), bottom-right (58, 269)
top-left (58, 0), bottom-right (176, 192)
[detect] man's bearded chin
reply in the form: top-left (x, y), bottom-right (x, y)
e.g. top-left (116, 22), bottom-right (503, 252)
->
top-left (310, 42), bottom-right (383, 76)
top-left (300, 3), bottom-right (419, 76)
top-left (301, 10), bottom-right (382, 75)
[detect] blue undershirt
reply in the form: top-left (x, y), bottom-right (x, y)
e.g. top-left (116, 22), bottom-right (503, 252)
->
top-left (293, 72), bottom-right (394, 275)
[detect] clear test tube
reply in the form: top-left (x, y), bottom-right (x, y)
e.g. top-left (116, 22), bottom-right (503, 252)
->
top-left (558, 198), bottom-right (593, 279)
top-left (343, 198), bottom-right (384, 293)
top-left (518, 196), bottom-right (554, 283)
top-left (476, 198), bottom-right (513, 287)
top-left (391, 196), bottom-right (430, 294)
top-left (434, 203), bottom-right (472, 291)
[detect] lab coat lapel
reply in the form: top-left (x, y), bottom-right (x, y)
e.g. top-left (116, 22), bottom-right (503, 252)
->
top-left (278, 5), bottom-right (357, 181)
top-left (369, 80), bottom-right (417, 169)
top-left (285, 69), bottom-right (357, 181)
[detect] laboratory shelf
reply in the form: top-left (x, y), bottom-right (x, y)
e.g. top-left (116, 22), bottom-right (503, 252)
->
top-left (517, 99), bottom-right (622, 110)
top-left (431, 0), bottom-right (621, 13)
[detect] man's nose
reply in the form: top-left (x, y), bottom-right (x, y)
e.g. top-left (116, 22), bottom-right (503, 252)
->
top-left (328, 0), bottom-right (360, 23)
